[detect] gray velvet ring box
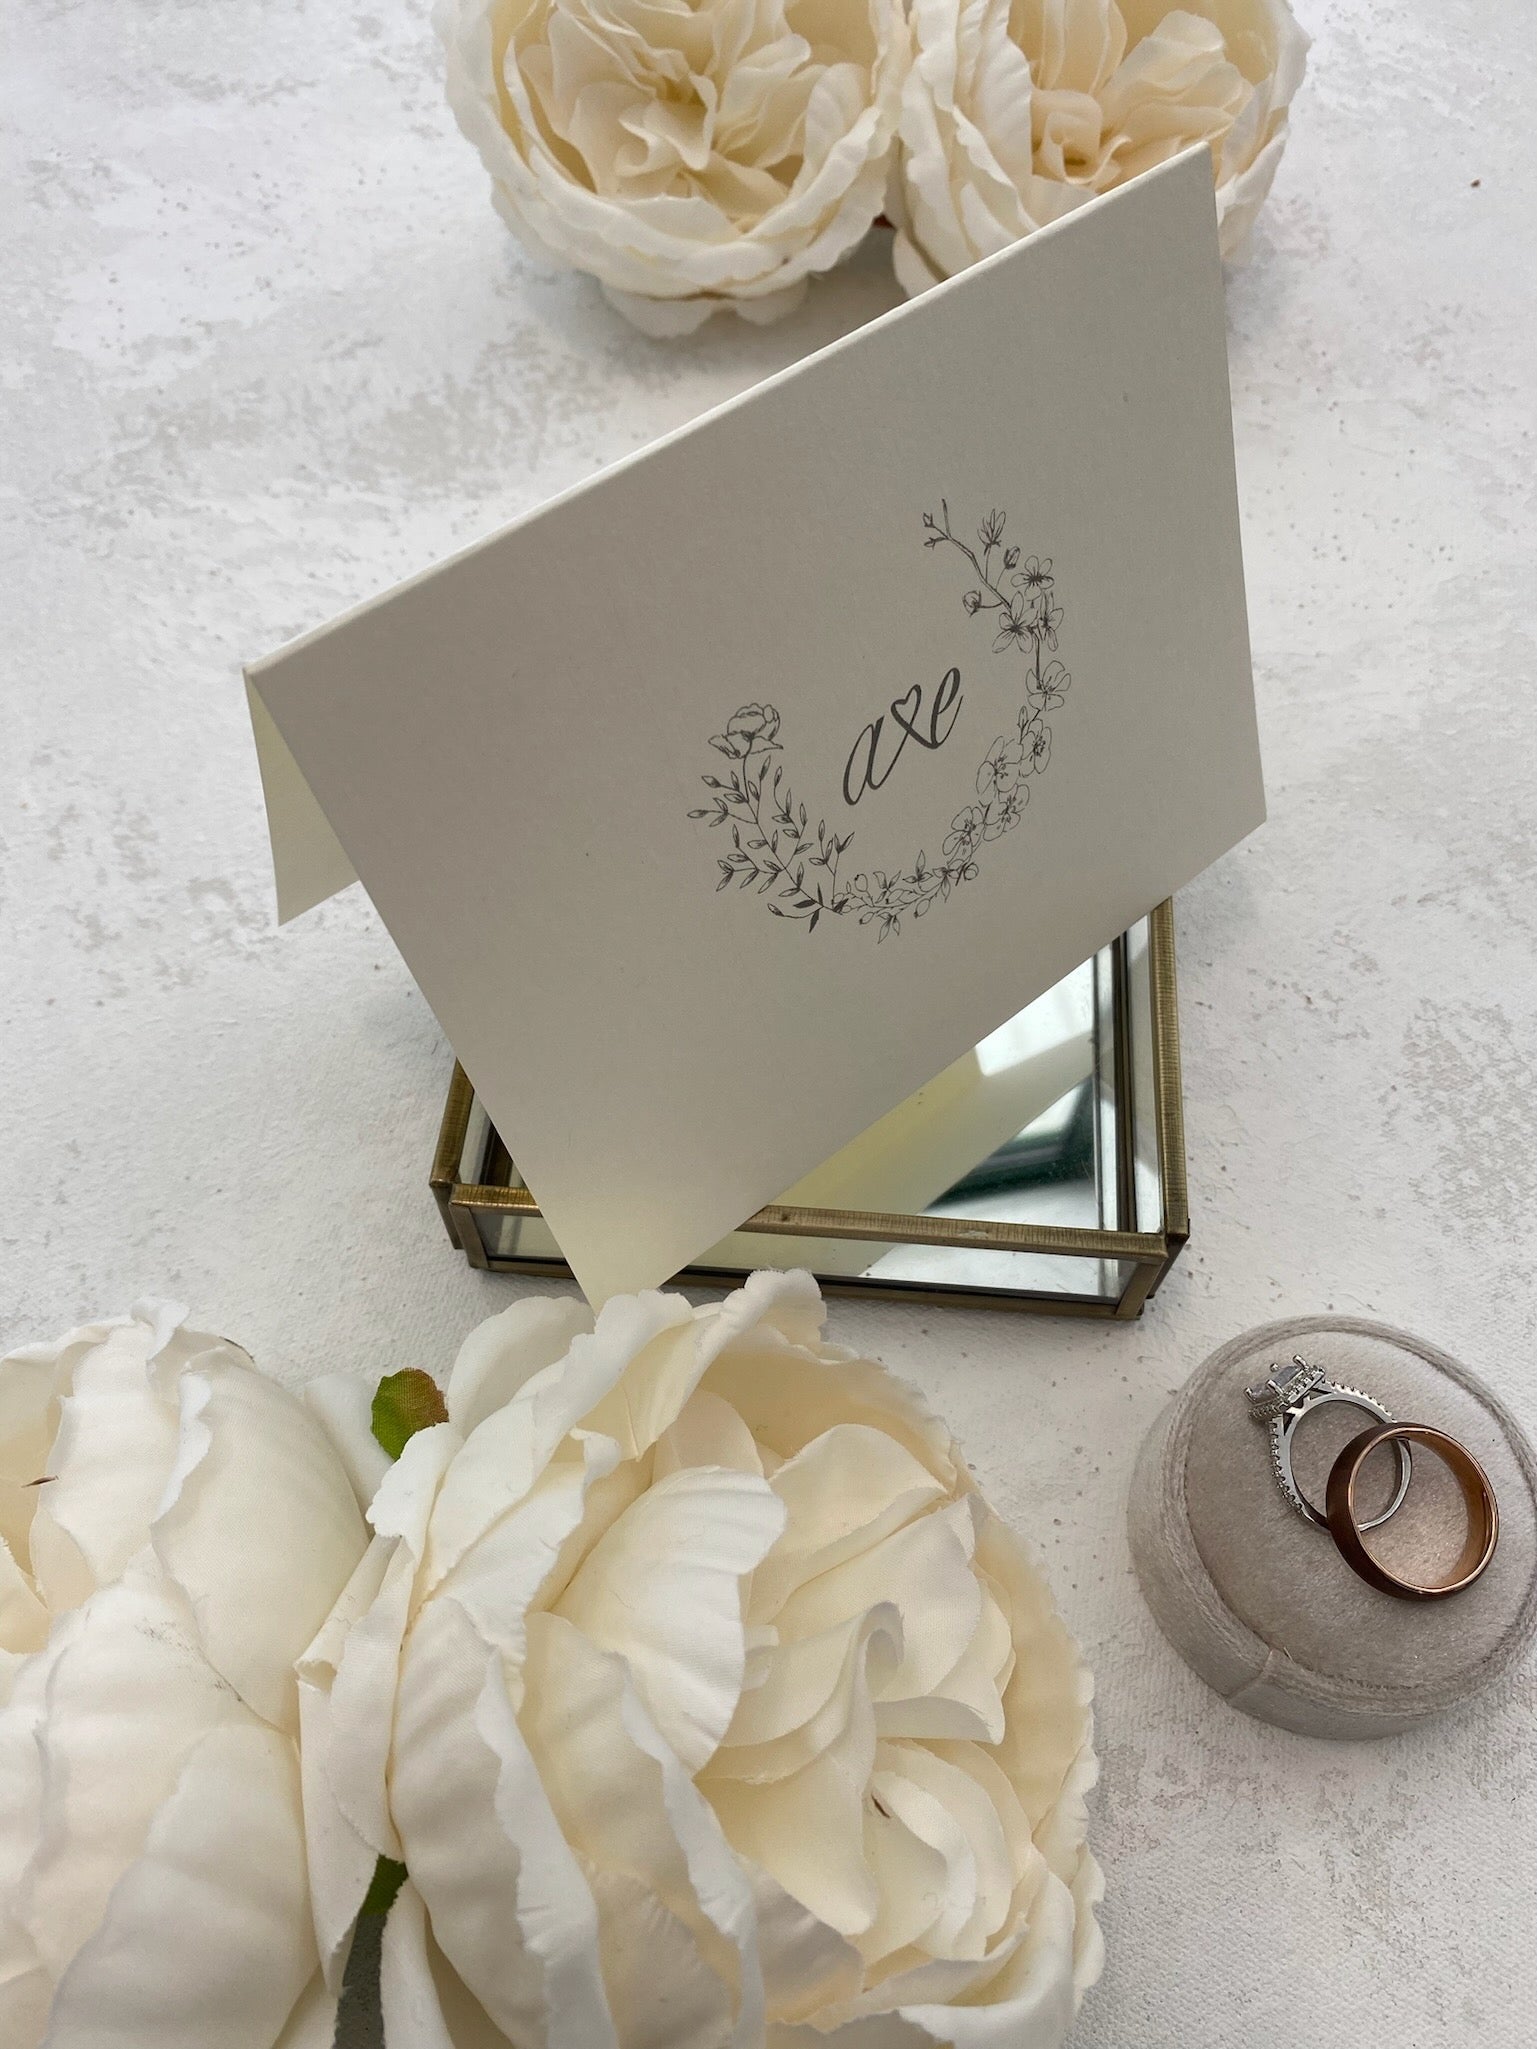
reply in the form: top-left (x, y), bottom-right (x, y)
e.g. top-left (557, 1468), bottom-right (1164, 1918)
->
top-left (1128, 1316), bottom-right (1537, 1738)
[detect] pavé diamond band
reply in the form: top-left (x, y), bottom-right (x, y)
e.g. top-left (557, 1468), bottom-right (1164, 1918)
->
top-left (1245, 1355), bottom-right (1412, 1532)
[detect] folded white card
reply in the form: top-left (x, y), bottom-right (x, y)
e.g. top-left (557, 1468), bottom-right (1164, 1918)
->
top-left (248, 146), bottom-right (1261, 1304)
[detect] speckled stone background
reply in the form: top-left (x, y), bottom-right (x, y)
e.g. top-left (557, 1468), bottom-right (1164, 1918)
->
top-left (4, 0), bottom-right (1535, 2042)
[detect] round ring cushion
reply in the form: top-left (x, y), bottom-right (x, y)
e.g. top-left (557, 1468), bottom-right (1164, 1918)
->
top-left (1128, 1317), bottom-right (1537, 1738)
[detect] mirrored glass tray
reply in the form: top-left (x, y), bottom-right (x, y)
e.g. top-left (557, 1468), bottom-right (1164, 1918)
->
top-left (431, 901), bottom-right (1186, 1315)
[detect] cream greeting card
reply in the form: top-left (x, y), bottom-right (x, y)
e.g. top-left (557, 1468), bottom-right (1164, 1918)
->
top-left (248, 147), bottom-right (1261, 1303)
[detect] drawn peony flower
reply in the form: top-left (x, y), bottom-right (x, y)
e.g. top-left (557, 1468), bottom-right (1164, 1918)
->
top-left (436, 0), bottom-right (910, 335)
top-left (710, 702), bottom-right (783, 759)
top-left (894, 0), bottom-right (1309, 293)
top-left (303, 1272), bottom-right (1103, 2047)
top-left (0, 1303), bottom-right (370, 2049)
top-left (729, 702), bottom-right (782, 750)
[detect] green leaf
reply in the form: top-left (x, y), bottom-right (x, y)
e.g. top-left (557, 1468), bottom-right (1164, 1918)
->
top-left (371, 1369), bottom-right (448, 1460)
top-left (361, 1856), bottom-right (408, 1918)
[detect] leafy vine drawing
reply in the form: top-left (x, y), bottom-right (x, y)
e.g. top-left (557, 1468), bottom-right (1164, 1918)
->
top-left (687, 505), bottom-right (1070, 939)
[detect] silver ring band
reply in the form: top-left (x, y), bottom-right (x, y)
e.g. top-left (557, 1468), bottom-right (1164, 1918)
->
top-left (1271, 1386), bottom-right (1411, 1530)
top-left (1247, 1356), bottom-right (1412, 1531)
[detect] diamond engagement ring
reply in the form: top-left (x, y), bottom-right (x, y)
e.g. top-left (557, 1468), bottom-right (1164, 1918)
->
top-left (1245, 1355), bottom-right (1412, 1531)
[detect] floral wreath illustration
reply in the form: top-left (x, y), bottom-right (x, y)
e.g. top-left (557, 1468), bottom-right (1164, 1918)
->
top-left (688, 504), bottom-right (1070, 939)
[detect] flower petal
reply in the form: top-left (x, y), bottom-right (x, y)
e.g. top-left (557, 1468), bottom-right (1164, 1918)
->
top-left (43, 1721), bottom-right (315, 2049)
top-left (653, 1391), bottom-right (764, 1481)
top-left (380, 1880), bottom-right (507, 2049)
top-left (749, 1861), bottom-right (863, 2025)
top-left (896, 0), bottom-right (1304, 288)
top-left (272, 1972), bottom-right (340, 2049)
top-left (22, 1571), bottom-right (248, 1981)
top-left (445, 1296), bottom-right (594, 1441)
top-left (301, 1374), bottom-right (393, 1513)
top-left (751, 1423), bottom-right (947, 1615)
top-left (0, 1538), bottom-right (48, 1659)
top-left (586, 1860), bottom-right (737, 2049)
top-left (297, 1538), bottom-right (397, 1985)
top-left (392, 1595), bottom-right (618, 2049)
top-left (870, 1740), bottom-right (1014, 1960)
top-left (772, 1499), bottom-right (981, 1708)
top-left (716, 1378), bottom-right (952, 1497)
top-left (26, 1320), bottom-right (184, 1612)
top-left (891, 1863), bottom-right (1077, 2045)
top-left (151, 1354), bottom-right (368, 1732)
top-left (713, 1604), bottom-right (903, 1783)
top-left (423, 1292), bottom-right (691, 1593)
top-left (554, 1466), bottom-right (786, 1771)
top-left (705, 1607), bottom-right (900, 1939)
top-left (319, 1426), bottom-right (461, 1864)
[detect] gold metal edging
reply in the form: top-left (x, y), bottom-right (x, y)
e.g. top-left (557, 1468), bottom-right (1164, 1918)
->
top-left (430, 1063), bottom-right (476, 1249)
top-left (442, 1177), bottom-right (1166, 1263)
top-left (472, 1252), bottom-right (1147, 1317)
top-left (1146, 899), bottom-right (1189, 1242)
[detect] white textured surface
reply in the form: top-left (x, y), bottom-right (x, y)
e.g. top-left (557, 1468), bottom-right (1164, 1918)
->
top-left (3, 2), bottom-right (1534, 2043)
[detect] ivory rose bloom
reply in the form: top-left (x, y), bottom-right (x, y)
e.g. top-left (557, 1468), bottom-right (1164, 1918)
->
top-left (894, 0), bottom-right (1309, 293)
top-left (0, 1303), bottom-right (369, 2049)
top-left (304, 1271), bottom-right (1102, 2046)
top-left (435, 0), bottom-right (909, 334)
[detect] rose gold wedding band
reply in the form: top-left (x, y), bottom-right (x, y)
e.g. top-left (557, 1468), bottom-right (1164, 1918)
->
top-left (1325, 1423), bottom-right (1499, 1601)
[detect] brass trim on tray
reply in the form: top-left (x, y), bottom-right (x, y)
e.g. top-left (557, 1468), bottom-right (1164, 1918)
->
top-left (430, 902), bottom-right (1189, 1315)
top-left (1147, 896), bottom-right (1190, 1245)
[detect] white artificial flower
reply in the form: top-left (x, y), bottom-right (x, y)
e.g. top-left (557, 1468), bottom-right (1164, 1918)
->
top-left (435, 0), bottom-right (909, 334)
top-left (305, 1270), bottom-right (1102, 2047)
top-left (894, 0), bottom-right (1309, 292)
top-left (0, 1302), bottom-right (370, 2049)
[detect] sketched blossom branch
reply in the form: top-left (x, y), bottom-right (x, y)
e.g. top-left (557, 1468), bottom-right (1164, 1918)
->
top-left (689, 721), bottom-right (853, 931)
top-left (687, 505), bottom-right (1070, 939)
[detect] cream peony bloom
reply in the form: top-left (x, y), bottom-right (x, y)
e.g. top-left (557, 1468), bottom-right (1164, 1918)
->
top-left (435, 0), bottom-right (909, 334)
top-left (305, 1270), bottom-right (1102, 2046)
top-left (0, 1303), bottom-right (369, 2049)
top-left (894, 0), bottom-right (1308, 292)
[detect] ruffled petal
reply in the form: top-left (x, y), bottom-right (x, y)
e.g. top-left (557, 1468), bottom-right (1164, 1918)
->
top-left (22, 1572), bottom-right (248, 1981)
top-left (301, 1375), bottom-right (393, 1514)
top-left (320, 1427), bottom-right (461, 1865)
top-left (705, 1605), bottom-right (900, 1938)
top-left (773, 1499), bottom-right (981, 1710)
top-left (380, 1880), bottom-right (510, 2049)
top-left (151, 1355), bottom-right (368, 1732)
top-left (43, 1722), bottom-right (315, 2049)
top-left (422, 1292), bottom-right (691, 1593)
top-left (653, 1391), bottom-right (764, 1481)
top-left (895, 0), bottom-right (1304, 288)
top-left (751, 1424), bottom-right (947, 1616)
top-left (272, 1972), bottom-right (341, 2049)
top-left (297, 1539), bottom-right (396, 1986)
top-left (26, 1319), bottom-right (184, 1612)
top-left (436, 0), bottom-right (904, 318)
top-left (445, 1296), bottom-right (594, 1441)
top-left (392, 1597), bottom-right (617, 2049)
top-left (554, 1466), bottom-right (786, 1771)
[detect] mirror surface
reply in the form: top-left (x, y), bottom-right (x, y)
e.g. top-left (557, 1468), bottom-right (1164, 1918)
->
top-left (459, 914), bottom-right (1171, 1307)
